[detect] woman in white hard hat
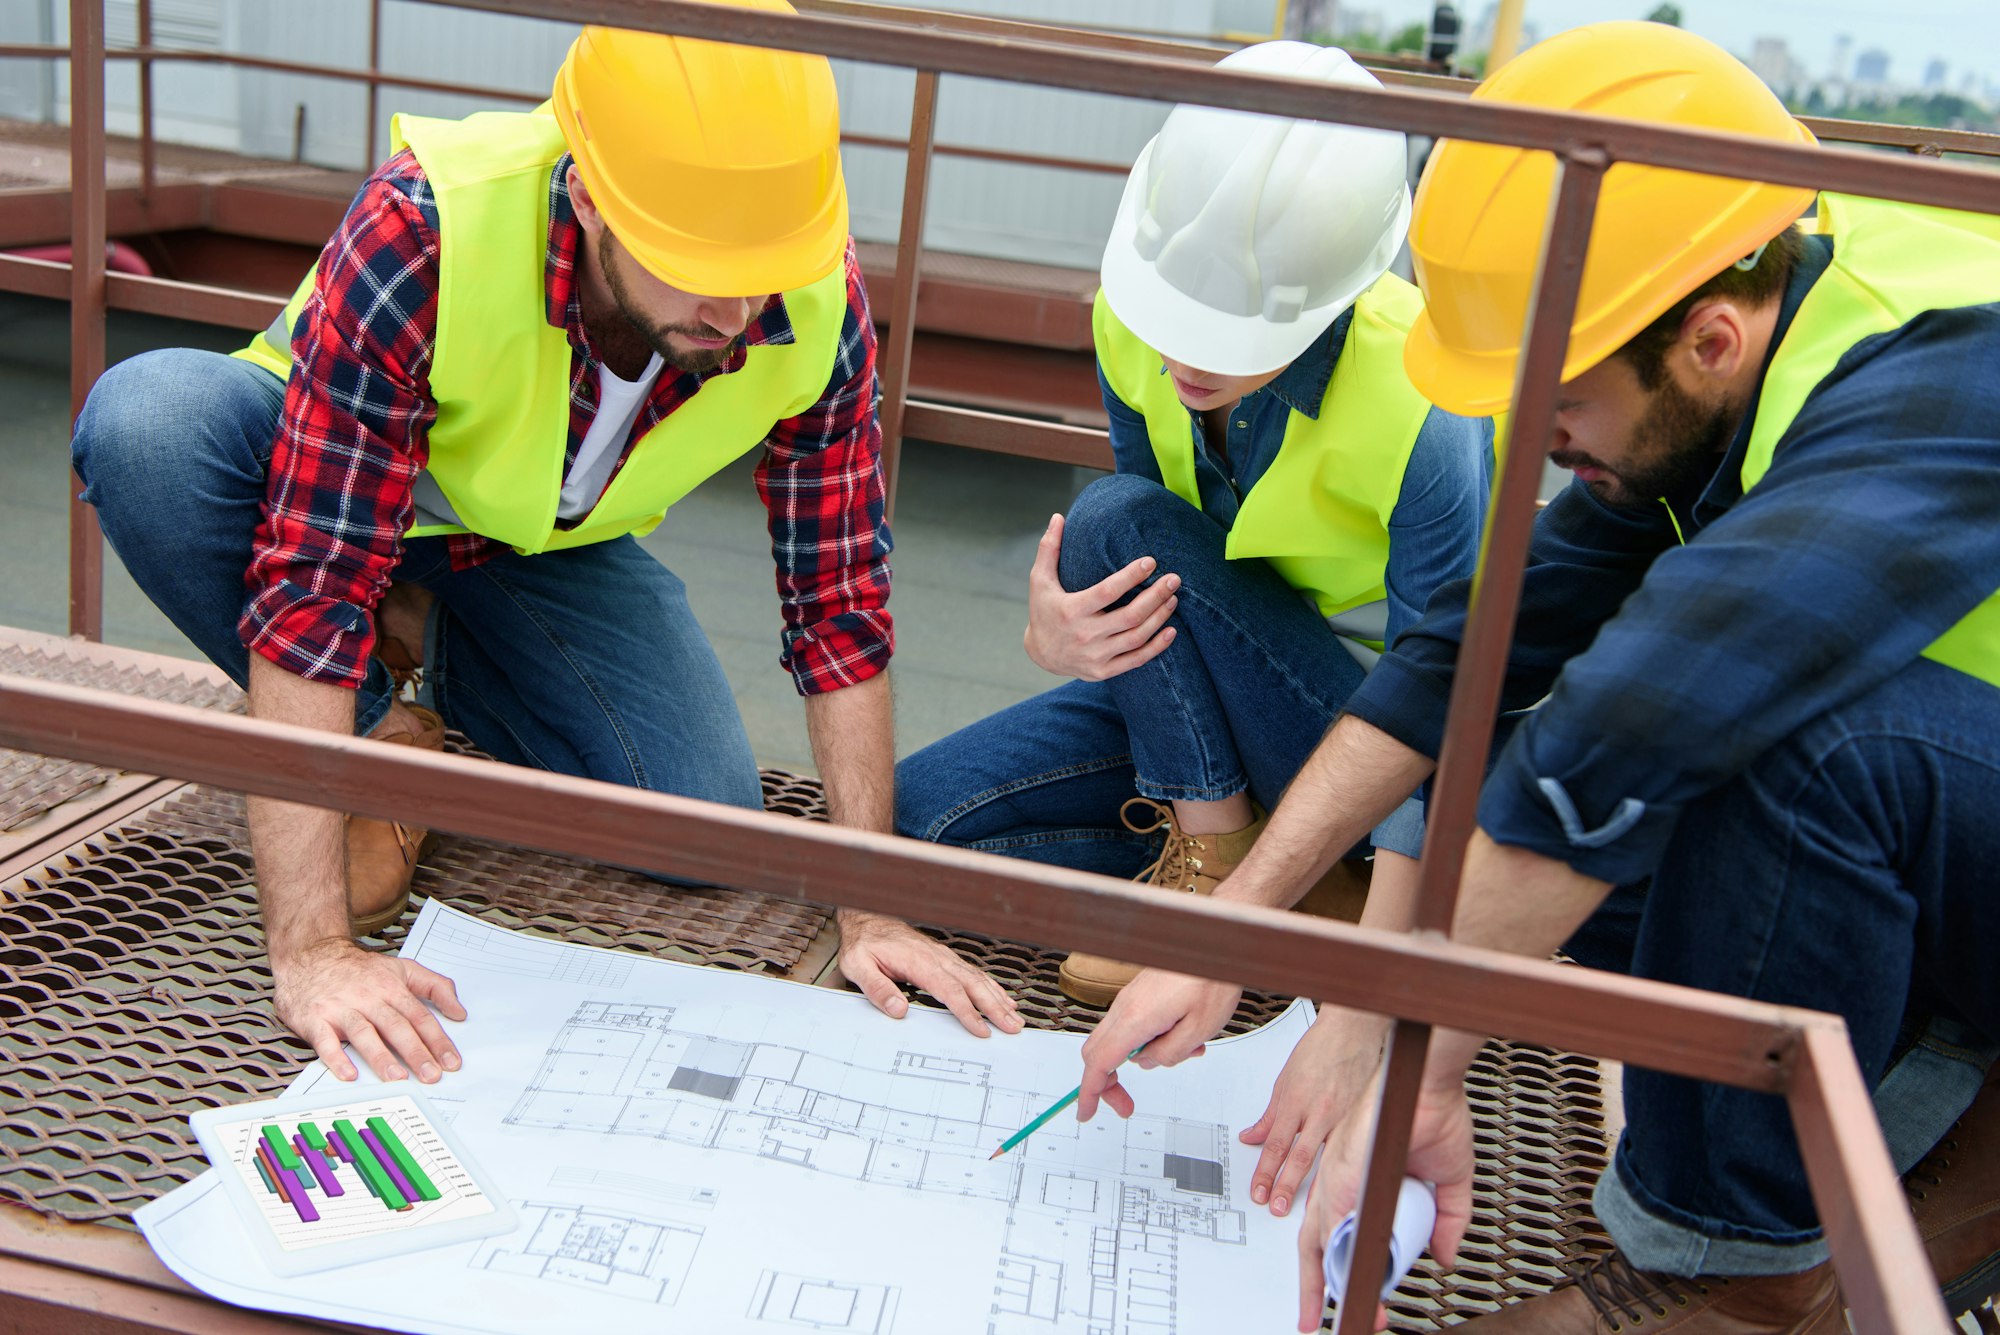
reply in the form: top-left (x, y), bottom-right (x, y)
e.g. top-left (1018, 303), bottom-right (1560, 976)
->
top-left (897, 40), bottom-right (1491, 1209)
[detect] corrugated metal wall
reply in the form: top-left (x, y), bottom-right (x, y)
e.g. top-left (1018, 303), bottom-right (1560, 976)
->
top-left (7, 0), bottom-right (1280, 270)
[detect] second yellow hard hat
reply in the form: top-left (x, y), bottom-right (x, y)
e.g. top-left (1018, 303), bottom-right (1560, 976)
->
top-left (551, 4), bottom-right (849, 298)
top-left (1403, 21), bottom-right (1817, 416)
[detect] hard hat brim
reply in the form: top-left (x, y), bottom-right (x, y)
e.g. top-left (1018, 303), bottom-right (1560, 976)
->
top-left (1100, 150), bottom-right (1409, 379)
top-left (1402, 309), bottom-right (1521, 418)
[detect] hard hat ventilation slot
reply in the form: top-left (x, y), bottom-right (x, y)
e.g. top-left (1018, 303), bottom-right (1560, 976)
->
top-left (1262, 284), bottom-right (1308, 324)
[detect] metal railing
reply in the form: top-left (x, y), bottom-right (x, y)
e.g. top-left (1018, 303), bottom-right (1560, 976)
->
top-left (6, 2), bottom-right (1999, 1330)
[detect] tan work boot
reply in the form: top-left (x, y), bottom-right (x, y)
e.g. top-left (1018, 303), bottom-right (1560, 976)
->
top-left (1453, 1250), bottom-right (1843, 1333)
top-left (374, 580), bottom-right (433, 697)
top-left (1909, 1066), bottom-right (2000, 1314)
top-left (1057, 798), bottom-right (1266, 1007)
top-left (346, 704), bottom-right (445, 936)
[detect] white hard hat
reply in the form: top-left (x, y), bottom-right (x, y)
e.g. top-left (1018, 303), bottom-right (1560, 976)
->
top-left (1101, 41), bottom-right (1412, 377)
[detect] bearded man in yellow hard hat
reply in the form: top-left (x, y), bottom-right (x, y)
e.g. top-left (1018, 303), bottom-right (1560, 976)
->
top-left (1046, 22), bottom-right (2000, 1332)
top-left (69, 7), bottom-right (1022, 1084)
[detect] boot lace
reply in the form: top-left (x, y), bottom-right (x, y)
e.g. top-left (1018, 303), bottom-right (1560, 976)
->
top-left (1120, 798), bottom-right (1208, 893)
top-left (1568, 1251), bottom-right (1709, 1330)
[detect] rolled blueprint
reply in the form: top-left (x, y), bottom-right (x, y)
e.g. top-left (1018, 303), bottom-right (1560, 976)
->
top-left (1323, 1176), bottom-right (1436, 1306)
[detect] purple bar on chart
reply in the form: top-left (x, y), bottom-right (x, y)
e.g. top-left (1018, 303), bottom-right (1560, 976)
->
top-left (294, 1136), bottom-right (343, 1196)
top-left (360, 1127), bottom-right (419, 1207)
top-left (277, 1164), bottom-right (320, 1223)
top-left (327, 1130), bottom-right (354, 1162)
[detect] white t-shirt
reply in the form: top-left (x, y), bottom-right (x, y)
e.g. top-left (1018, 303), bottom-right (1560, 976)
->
top-left (558, 351), bottom-right (665, 520)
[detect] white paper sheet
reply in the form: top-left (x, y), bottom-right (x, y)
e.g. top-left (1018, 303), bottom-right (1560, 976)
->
top-left (138, 902), bottom-right (1313, 1335)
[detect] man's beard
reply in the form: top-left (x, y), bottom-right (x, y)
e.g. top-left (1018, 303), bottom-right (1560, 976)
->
top-left (1550, 374), bottom-right (1736, 508)
top-left (598, 234), bottom-right (742, 376)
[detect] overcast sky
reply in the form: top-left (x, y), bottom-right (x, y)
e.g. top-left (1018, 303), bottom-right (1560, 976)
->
top-left (1355, 0), bottom-right (1998, 89)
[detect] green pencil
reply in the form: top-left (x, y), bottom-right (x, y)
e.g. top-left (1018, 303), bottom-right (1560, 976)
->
top-left (988, 1048), bottom-right (1145, 1160)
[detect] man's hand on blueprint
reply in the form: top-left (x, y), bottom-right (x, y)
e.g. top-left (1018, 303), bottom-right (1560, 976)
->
top-left (1239, 1008), bottom-right (1393, 1218)
top-left (1074, 969), bottom-right (1237, 1122)
top-left (1293, 1050), bottom-right (1478, 1333)
top-left (836, 909), bottom-right (1025, 1038)
top-left (272, 940), bottom-right (466, 1083)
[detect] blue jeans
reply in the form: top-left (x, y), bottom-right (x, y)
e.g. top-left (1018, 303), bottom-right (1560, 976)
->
top-left (1561, 656), bottom-right (2000, 1273)
top-left (69, 348), bottom-right (762, 809)
top-left (897, 473), bottom-right (1418, 879)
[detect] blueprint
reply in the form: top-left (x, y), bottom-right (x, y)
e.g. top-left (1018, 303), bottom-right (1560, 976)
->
top-left (137, 902), bottom-right (1313, 1334)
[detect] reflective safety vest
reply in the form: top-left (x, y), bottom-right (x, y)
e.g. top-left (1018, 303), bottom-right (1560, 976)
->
top-left (235, 109), bottom-right (847, 555)
top-left (1740, 192), bottom-right (2000, 689)
top-left (1092, 275), bottom-right (1434, 651)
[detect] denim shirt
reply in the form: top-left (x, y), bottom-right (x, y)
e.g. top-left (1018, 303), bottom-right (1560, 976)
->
top-left (1097, 309), bottom-right (1497, 656)
top-left (1347, 232), bottom-right (2000, 884)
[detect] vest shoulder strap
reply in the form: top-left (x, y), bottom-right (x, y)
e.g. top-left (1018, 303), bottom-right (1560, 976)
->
top-left (1744, 193), bottom-right (2000, 487)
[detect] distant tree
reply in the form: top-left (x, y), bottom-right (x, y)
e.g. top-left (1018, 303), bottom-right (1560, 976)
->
top-left (1645, 3), bottom-right (1683, 23)
top-left (1388, 20), bottom-right (1429, 53)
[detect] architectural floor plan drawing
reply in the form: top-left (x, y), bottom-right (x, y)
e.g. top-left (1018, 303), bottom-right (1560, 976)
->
top-left (748, 1270), bottom-right (900, 1332)
top-left (510, 999), bottom-right (1250, 1333)
top-left (137, 904), bottom-right (1313, 1335)
top-left (470, 1199), bottom-right (704, 1304)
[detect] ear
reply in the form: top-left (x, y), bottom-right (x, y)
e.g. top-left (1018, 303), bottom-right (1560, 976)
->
top-left (567, 164), bottom-right (603, 235)
top-left (1677, 298), bottom-right (1752, 386)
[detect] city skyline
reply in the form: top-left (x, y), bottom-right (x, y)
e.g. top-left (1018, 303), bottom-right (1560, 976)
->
top-left (1326, 0), bottom-right (1995, 92)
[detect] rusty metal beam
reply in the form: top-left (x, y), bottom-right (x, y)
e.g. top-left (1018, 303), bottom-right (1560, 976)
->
top-left (900, 402), bottom-right (1112, 468)
top-left (0, 183), bottom-right (207, 248)
top-left (1790, 1023), bottom-right (1953, 1332)
top-left (426, 0), bottom-right (2000, 215)
top-left (1412, 153), bottom-right (1606, 931)
top-left (0, 673), bottom-right (1818, 1090)
top-left (66, 0), bottom-right (105, 644)
top-left (876, 70), bottom-right (938, 521)
top-left (0, 1207), bottom-right (344, 1333)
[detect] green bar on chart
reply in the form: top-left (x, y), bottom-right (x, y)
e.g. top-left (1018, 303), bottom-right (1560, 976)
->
top-left (299, 1120), bottom-right (328, 1152)
top-left (366, 1115), bottom-right (441, 1201)
top-left (261, 1124), bottom-right (302, 1172)
top-left (333, 1118), bottom-right (408, 1210)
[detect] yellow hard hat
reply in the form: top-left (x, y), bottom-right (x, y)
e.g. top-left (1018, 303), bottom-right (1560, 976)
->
top-left (1403, 21), bottom-right (1817, 416)
top-left (551, 6), bottom-right (849, 298)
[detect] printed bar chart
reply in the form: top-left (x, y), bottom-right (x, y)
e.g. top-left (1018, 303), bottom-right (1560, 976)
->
top-left (212, 1094), bottom-right (491, 1252)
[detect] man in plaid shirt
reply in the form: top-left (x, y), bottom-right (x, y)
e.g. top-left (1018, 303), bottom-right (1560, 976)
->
top-left (70, 19), bottom-right (1019, 1084)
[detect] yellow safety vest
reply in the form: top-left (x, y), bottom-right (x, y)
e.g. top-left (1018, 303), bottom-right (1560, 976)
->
top-left (1740, 192), bottom-right (2000, 688)
top-left (236, 109), bottom-right (846, 555)
top-left (1092, 276), bottom-right (1434, 645)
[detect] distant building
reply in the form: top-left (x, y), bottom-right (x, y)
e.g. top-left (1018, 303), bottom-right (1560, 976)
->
top-left (1829, 33), bottom-right (1853, 82)
top-left (1749, 36), bottom-right (1805, 98)
top-left (1853, 47), bottom-right (1891, 88)
top-left (1923, 58), bottom-right (1948, 92)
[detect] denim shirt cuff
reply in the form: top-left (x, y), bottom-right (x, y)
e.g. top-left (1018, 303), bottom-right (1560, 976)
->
top-left (1343, 653), bottom-right (1452, 760)
top-left (1477, 747), bottom-right (1682, 884)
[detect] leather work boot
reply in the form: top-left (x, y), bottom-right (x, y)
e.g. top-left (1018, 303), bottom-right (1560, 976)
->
top-left (1455, 1250), bottom-right (1843, 1333)
top-left (346, 705), bottom-right (445, 937)
top-left (373, 580), bottom-right (433, 697)
top-left (1057, 798), bottom-right (1266, 1007)
top-left (1908, 1066), bottom-right (2000, 1313)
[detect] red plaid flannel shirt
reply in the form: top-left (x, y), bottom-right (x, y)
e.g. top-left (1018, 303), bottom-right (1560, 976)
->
top-left (240, 149), bottom-right (893, 696)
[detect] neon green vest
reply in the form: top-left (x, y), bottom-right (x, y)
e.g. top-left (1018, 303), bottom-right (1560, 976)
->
top-left (236, 110), bottom-right (846, 555)
top-left (1740, 193), bottom-right (2000, 688)
top-left (1092, 276), bottom-right (1434, 643)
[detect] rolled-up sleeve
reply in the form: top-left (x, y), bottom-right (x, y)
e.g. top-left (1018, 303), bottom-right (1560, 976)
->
top-left (756, 242), bottom-right (895, 696)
